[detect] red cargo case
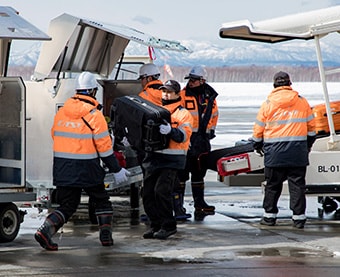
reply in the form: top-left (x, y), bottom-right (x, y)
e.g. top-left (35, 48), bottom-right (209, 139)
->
top-left (217, 152), bottom-right (264, 176)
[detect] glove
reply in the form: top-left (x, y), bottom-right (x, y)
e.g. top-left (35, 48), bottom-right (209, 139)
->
top-left (253, 141), bottom-right (264, 157)
top-left (114, 168), bottom-right (130, 184)
top-left (254, 148), bottom-right (264, 157)
top-left (159, 123), bottom-right (171, 135)
top-left (253, 140), bottom-right (263, 150)
top-left (209, 129), bottom-right (216, 140)
top-left (121, 136), bottom-right (130, 147)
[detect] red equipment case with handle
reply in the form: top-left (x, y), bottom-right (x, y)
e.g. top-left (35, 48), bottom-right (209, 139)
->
top-left (312, 101), bottom-right (340, 135)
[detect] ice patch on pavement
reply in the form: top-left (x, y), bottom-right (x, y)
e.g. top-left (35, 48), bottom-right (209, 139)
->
top-left (142, 246), bottom-right (236, 262)
top-left (141, 241), bottom-right (332, 262)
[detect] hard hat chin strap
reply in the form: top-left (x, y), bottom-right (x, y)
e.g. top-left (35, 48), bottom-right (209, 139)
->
top-left (89, 88), bottom-right (98, 97)
top-left (76, 87), bottom-right (98, 97)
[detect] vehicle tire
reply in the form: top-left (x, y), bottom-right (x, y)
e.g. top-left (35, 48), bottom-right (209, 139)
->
top-left (0, 203), bottom-right (20, 243)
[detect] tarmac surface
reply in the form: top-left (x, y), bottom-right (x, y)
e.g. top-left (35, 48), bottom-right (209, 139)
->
top-left (2, 171), bottom-right (340, 276)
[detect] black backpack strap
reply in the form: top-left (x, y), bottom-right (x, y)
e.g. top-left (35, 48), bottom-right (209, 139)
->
top-left (81, 116), bottom-right (94, 131)
top-left (198, 97), bottom-right (214, 134)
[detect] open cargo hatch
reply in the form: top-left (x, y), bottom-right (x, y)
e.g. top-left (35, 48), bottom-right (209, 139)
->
top-left (219, 5), bottom-right (340, 149)
top-left (219, 6), bottom-right (340, 43)
top-left (33, 13), bottom-right (191, 80)
top-left (0, 6), bottom-right (50, 77)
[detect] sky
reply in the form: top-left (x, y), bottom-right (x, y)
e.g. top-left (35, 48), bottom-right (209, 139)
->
top-left (2, 0), bottom-right (340, 45)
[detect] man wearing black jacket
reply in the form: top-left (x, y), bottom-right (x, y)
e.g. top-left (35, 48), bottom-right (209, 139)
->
top-left (175, 66), bottom-right (219, 220)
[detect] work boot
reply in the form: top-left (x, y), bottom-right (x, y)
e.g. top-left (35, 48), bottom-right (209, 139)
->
top-left (293, 219), bottom-right (306, 229)
top-left (153, 228), bottom-right (177, 240)
top-left (194, 210), bottom-right (215, 221)
top-left (191, 182), bottom-right (215, 212)
top-left (292, 214), bottom-right (306, 229)
top-left (35, 210), bottom-right (65, 251)
top-left (260, 217), bottom-right (276, 226)
top-left (143, 227), bottom-right (159, 239)
top-left (173, 192), bottom-right (191, 221)
top-left (96, 210), bottom-right (114, 246)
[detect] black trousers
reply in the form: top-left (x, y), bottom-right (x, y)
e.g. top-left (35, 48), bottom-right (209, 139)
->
top-left (55, 184), bottom-right (113, 222)
top-left (178, 154), bottom-right (208, 183)
top-left (263, 166), bottom-right (307, 216)
top-left (142, 168), bottom-right (177, 231)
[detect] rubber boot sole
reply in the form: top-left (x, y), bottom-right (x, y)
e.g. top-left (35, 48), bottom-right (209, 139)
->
top-left (34, 231), bottom-right (58, 251)
top-left (195, 207), bottom-right (215, 214)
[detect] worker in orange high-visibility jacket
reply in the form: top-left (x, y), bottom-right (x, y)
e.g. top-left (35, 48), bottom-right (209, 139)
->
top-left (252, 71), bottom-right (316, 229)
top-left (176, 66), bottom-right (218, 220)
top-left (142, 80), bottom-right (193, 240)
top-left (138, 63), bottom-right (163, 106)
top-left (130, 63), bottom-right (164, 165)
top-left (35, 72), bottom-right (130, 251)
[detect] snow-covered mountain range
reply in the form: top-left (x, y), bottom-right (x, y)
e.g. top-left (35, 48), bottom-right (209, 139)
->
top-left (8, 34), bottom-right (340, 68)
top-left (126, 35), bottom-right (340, 67)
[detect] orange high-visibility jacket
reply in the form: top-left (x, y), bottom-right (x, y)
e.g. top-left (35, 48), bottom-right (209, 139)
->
top-left (138, 80), bottom-right (163, 106)
top-left (143, 102), bottom-right (193, 170)
top-left (52, 94), bottom-right (120, 187)
top-left (180, 84), bottom-right (218, 135)
top-left (180, 83), bottom-right (218, 158)
top-left (157, 102), bottom-right (193, 154)
top-left (253, 86), bottom-right (316, 167)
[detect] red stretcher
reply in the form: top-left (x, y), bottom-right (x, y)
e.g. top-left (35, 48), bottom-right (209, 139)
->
top-left (217, 152), bottom-right (264, 176)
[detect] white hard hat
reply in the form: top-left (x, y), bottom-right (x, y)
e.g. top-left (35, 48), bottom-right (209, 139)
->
top-left (138, 63), bottom-right (160, 80)
top-left (75, 72), bottom-right (98, 90)
top-left (184, 65), bottom-right (207, 80)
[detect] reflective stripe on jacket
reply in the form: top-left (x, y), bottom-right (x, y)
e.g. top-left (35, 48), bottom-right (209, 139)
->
top-left (253, 86), bottom-right (316, 167)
